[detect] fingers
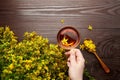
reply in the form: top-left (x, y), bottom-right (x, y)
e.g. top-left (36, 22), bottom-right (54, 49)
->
top-left (67, 61), bottom-right (70, 67)
top-left (65, 49), bottom-right (76, 66)
top-left (65, 49), bottom-right (85, 65)
top-left (74, 49), bottom-right (85, 63)
top-left (65, 51), bottom-right (70, 57)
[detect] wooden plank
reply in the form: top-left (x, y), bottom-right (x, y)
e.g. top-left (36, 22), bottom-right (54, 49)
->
top-left (0, 15), bottom-right (120, 29)
top-left (0, 0), bottom-right (120, 8)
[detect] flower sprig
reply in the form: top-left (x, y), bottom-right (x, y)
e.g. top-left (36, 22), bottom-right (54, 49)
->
top-left (61, 36), bottom-right (74, 47)
top-left (80, 39), bottom-right (96, 53)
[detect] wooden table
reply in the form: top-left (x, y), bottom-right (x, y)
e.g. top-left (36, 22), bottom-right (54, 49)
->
top-left (0, 0), bottom-right (120, 80)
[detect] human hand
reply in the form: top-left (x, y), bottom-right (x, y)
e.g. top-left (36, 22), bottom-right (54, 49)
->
top-left (65, 49), bottom-right (85, 80)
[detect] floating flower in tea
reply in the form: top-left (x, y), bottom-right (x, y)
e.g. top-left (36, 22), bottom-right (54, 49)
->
top-left (61, 34), bottom-right (76, 47)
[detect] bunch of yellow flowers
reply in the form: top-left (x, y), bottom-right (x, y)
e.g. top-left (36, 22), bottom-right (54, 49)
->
top-left (0, 27), bottom-right (69, 80)
top-left (80, 39), bottom-right (96, 53)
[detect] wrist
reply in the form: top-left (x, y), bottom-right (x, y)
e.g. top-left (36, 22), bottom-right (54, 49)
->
top-left (70, 69), bottom-right (84, 80)
top-left (71, 76), bottom-right (83, 80)
top-left (71, 79), bottom-right (82, 80)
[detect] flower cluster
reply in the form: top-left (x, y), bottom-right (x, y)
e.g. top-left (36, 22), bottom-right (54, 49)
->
top-left (0, 27), bottom-right (69, 80)
top-left (0, 26), bottom-right (95, 80)
top-left (80, 39), bottom-right (96, 53)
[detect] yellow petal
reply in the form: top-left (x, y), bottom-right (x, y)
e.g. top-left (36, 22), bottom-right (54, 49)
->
top-left (60, 19), bottom-right (64, 23)
top-left (88, 25), bottom-right (93, 30)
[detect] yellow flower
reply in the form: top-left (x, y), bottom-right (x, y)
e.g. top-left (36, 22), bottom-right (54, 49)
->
top-left (88, 25), bottom-right (93, 31)
top-left (3, 69), bottom-right (12, 74)
top-left (58, 72), bottom-right (64, 79)
top-left (29, 73), bottom-right (38, 80)
top-left (61, 36), bottom-right (74, 46)
top-left (24, 60), bottom-right (32, 64)
top-left (37, 65), bottom-right (42, 70)
top-left (25, 64), bottom-right (31, 70)
top-left (80, 44), bottom-right (85, 50)
top-left (5, 27), bottom-right (10, 32)
top-left (60, 19), bottom-right (64, 24)
top-left (44, 66), bottom-right (48, 71)
top-left (19, 56), bottom-right (23, 60)
top-left (12, 58), bottom-right (16, 62)
top-left (61, 37), bottom-right (68, 45)
top-left (35, 50), bottom-right (40, 54)
top-left (46, 72), bottom-right (51, 77)
top-left (41, 60), bottom-right (45, 64)
top-left (88, 44), bottom-right (96, 52)
top-left (3, 69), bottom-right (9, 73)
top-left (47, 77), bottom-right (51, 80)
top-left (34, 70), bottom-right (40, 76)
top-left (9, 63), bottom-right (14, 70)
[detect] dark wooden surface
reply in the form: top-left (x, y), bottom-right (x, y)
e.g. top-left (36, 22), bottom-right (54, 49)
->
top-left (0, 0), bottom-right (120, 80)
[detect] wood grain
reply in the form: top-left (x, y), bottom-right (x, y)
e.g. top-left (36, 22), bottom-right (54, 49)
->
top-left (0, 0), bottom-right (120, 80)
